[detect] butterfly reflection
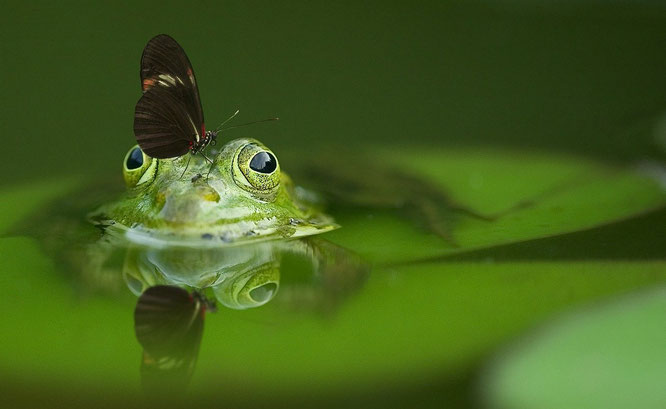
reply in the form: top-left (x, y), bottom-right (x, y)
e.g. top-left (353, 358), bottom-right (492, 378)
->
top-left (133, 285), bottom-right (216, 392)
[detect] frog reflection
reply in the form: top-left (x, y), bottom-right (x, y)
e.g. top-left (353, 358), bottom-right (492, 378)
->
top-left (124, 238), bottom-right (368, 390)
top-left (124, 242), bottom-right (282, 310)
top-left (122, 238), bottom-right (366, 311)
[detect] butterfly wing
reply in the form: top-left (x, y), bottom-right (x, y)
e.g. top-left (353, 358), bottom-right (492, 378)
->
top-left (134, 285), bottom-right (205, 353)
top-left (134, 285), bottom-right (206, 390)
top-left (140, 34), bottom-right (204, 127)
top-left (134, 84), bottom-right (203, 158)
top-left (134, 34), bottom-right (206, 159)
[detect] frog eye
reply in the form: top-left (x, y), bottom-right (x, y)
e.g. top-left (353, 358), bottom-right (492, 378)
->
top-left (123, 145), bottom-right (157, 188)
top-left (232, 142), bottom-right (280, 200)
top-left (212, 262), bottom-right (280, 310)
top-left (249, 151), bottom-right (277, 174)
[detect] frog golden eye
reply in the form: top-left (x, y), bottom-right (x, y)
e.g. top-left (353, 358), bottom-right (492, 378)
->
top-left (123, 145), bottom-right (157, 188)
top-left (233, 142), bottom-right (280, 200)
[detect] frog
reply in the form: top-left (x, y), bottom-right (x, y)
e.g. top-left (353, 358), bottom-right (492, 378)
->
top-left (74, 137), bottom-right (368, 306)
top-left (90, 137), bottom-right (338, 247)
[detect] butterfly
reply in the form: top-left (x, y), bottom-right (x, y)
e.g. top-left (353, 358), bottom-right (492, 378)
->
top-left (133, 34), bottom-right (220, 160)
top-left (133, 285), bottom-right (216, 391)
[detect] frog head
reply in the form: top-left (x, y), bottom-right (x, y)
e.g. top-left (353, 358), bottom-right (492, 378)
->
top-left (97, 138), bottom-right (336, 246)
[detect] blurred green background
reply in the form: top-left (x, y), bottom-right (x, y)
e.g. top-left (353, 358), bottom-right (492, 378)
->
top-left (2, 0), bottom-right (665, 185)
top-left (1, 1), bottom-right (665, 408)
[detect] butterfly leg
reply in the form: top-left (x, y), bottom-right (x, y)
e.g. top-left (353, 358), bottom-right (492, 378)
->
top-left (199, 151), bottom-right (217, 181)
top-left (179, 154), bottom-right (193, 179)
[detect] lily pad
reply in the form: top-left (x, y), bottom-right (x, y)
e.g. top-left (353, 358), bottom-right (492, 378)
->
top-left (480, 285), bottom-right (666, 409)
top-left (325, 148), bottom-right (665, 263)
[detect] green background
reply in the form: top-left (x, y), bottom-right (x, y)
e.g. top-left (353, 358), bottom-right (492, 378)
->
top-left (1, 1), bottom-right (665, 408)
top-left (2, 0), bottom-right (666, 185)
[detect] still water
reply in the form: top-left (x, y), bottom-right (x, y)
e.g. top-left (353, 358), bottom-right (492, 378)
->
top-left (2, 142), bottom-right (664, 408)
top-left (1, 2), bottom-right (665, 408)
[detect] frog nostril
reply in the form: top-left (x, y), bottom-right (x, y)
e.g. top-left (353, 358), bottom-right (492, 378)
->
top-left (199, 187), bottom-right (220, 202)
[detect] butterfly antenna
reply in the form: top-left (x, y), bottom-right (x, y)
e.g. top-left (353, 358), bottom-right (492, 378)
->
top-left (213, 109), bottom-right (240, 132)
top-left (221, 117), bottom-right (279, 131)
top-left (179, 154), bottom-right (193, 179)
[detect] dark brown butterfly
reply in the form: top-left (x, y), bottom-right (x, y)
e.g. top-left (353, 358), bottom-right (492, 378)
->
top-left (133, 285), bottom-right (216, 391)
top-left (133, 34), bottom-right (218, 159)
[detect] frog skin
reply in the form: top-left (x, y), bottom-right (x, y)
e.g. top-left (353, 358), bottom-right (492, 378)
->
top-left (91, 138), bottom-right (337, 246)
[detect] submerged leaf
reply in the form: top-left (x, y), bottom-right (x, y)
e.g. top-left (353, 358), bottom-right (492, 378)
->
top-left (480, 286), bottom-right (666, 409)
top-left (323, 148), bottom-right (665, 263)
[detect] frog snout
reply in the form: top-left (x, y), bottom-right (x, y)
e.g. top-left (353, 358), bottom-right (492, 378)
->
top-left (197, 186), bottom-right (220, 202)
top-left (159, 188), bottom-right (220, 223)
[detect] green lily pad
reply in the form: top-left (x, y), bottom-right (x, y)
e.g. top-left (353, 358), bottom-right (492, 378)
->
top-left (1, 233), bottom-right (664, 401)
top-left (481, 285), bottom-right (666, 409)
top-left (326, 148), bottom-right (665, 263)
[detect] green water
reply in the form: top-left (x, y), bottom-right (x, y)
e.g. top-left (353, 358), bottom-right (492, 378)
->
top-left (1, 1), bottom-right (665, 408)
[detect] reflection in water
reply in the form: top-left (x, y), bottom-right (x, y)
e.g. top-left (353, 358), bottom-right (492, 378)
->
top-left (112, 237), bottom-right (369, 391)
top-left (122, 238), bottom-right (368, 312)
top-left (29, 211), bottom-right (369, 391)
top-left (134, 285), bottom-right (216, 391)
